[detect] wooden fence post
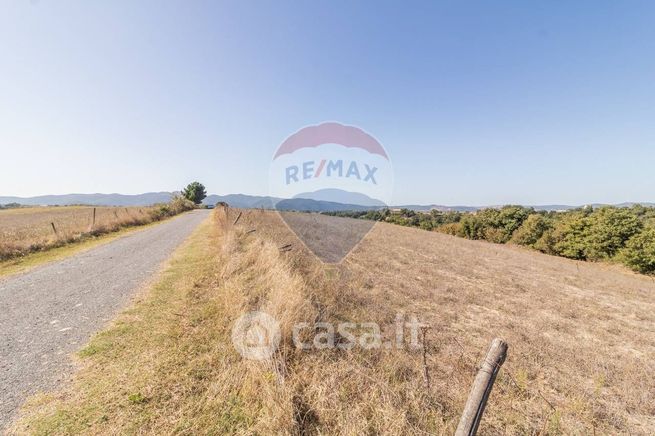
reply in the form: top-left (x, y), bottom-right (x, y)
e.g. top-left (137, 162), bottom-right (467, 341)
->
top-left (421, 326), bottom-right (431, 390)
top-left (455, 338), bottom-right (508, 436)
top-left (50, 222), bottom-right (58, 237)
top-left (233, 211), bottom-right (243, 225)
top-left (92, 207), bottom-right (96, 228)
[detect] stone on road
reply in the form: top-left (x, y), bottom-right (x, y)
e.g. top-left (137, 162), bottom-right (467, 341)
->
top-left (0, 210), bottom-right (209, 430)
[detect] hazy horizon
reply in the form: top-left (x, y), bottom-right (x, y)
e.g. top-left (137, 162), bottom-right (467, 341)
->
top-left (2, 1), bottom-right (654, 205)
top-left (1, 190), bottom-right (654, 208)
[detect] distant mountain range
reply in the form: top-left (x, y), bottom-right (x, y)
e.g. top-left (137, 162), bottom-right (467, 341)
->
top-left (0, 192), bottom-right (174, 207)
top-left (293, 189), bottom-right (386, 207)
top-left (1, 192), bottom-right (653, 213)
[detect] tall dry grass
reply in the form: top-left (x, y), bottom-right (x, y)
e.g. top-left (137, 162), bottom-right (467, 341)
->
top-left (227, 209), bottom-right (655, 434)
top-left (0, 199), bottom-right (193, 261)
top-left (230, 210), bottom-right (454, 434)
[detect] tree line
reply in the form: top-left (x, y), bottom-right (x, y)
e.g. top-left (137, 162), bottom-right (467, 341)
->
top-left (324, 205), bottom-right (655, 274)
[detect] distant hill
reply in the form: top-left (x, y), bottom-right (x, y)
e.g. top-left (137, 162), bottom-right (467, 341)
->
top-left (275, 198), bottom-right (375, 212)
top-left (397, 204), bottom-right (480, 212)
top-left (0, 192), bottom-right (174, 207)
top-left (1, 192), bottom-right (653, 212)
top-left (294, 189), bottom-right (386, 207)
top-left (203, 194), bottom-right (280, 209)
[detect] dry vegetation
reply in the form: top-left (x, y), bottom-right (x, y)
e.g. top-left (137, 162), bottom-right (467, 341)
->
top-left (0, 200), bottom-right (192, 261)
top-left (11, 209), bottom-right (655, 435)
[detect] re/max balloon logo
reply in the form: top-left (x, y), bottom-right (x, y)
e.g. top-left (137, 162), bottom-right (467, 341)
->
top-left (268, 122), bottom-right (393, 263)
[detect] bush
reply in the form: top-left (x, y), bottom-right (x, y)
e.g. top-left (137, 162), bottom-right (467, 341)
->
top-left (430, 210), bottom-right (462, 225)
top-left (534, 229), bottom-right (558, 255)
top-left (419, 220), bottom-right (434, 231)
top-left (459, 206), bottom-right (532, 243)
top-left (549, 207), bottom-right (643, 261)
top-left (584, 207), bottom-right (642, 260)
top-left (169, 196), bottom-right (196, 214)
top-left (436, 222), bottom-right (462, 236)
top-left (511, 214), bottom-right (551, 247)
top-left (497, 206), bottom-right (533, 239)
top-left (620, 229), bottom-right (655, 274)
top-left (460, 215), bottom-right (485, 240)
top-left (483, 227), bottom-right (507, 244)
top-left (551, 213), bottom-right (591, 260)
top-left (150, 196), bottom-right (195, 220)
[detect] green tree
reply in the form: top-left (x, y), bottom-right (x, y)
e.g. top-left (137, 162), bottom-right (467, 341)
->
top-left (181, 181), bottom-right (207, 205)
top-left (552, 212), bottom-right (590, 260)
top-left (620, 228), bottom-right (655, 274)
top-left (466, 206), bottom-right (533, 243)
top-left (510, 214), bottom-right (551, 247)
top-left (460, 215), bottom-right (485, 239)
top-left (584, 207), bottom-right (642, 260)
top-left (497, 206), bottom-right (533, 238)
top-left (534, 229), bottom-right (558, 254)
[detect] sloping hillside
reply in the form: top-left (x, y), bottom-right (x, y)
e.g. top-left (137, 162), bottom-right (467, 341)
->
top-left (248, 211), bottom-right (655, 434)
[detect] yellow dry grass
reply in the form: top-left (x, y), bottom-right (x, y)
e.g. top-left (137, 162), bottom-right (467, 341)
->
top-left (0, 218), bottom-right (174, 279)
top-left (10, 209), bottom-right (655, 435)
top-left (0, 206), bottom-right (159, 260)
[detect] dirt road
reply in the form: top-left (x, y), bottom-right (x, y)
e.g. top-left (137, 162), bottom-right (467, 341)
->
top-left (0, 210), bottom-right (209, 430)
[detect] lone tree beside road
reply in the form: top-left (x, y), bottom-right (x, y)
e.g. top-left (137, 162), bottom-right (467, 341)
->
top-left (182, 181), bottom-right (207, 205)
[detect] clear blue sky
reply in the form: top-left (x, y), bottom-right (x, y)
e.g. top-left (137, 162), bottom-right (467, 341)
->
top-left (1, 0), bottom-right (654, 205)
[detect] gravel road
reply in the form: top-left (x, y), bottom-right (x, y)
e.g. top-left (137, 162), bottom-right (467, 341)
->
top-left (0, 210), bottom-right (209, 430)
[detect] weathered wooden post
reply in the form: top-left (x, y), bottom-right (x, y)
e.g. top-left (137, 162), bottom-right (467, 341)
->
top-left (421, 326), bottom-right (431, 390)
top-left (455, 338), bottom-right (508, 436)
top-left (233, 211), bottom-right (243, 225)
top-left (92, 207), bottom-right (96, 228)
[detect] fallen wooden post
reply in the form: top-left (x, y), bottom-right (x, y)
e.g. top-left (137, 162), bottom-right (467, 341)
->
top-left (279, 243), bottom-right (293, 252)
top-left (50, 222), bottom-right (58, 237)
top-left (455, 338), bottom-right (508, 436)
top-left (233, 211), bottom-right (243, 225)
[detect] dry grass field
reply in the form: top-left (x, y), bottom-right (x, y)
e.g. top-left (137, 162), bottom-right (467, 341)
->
top-left (0, 205), bottom-right (169, 261)
top-left (246, 211), bottom-right (655, 434)
top-left (11, 209), bottom-right (655, 435)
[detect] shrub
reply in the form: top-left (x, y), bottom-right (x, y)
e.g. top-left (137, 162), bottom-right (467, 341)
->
top-left (511, 214), bottom-right (551, 247)
top-left (552, 213), bottom-right (590, 260)
top-left (169, 195), bottom-right (196, 214)
top-left (436, 222), bottom-right (462, 236)
top-left (460, 215), bottom-right (485, 240)
top-left (430, 210), bottom-right (462, 225)
top-left (620, 229), bottom-right (655, 274)
top-left (149, 196), bottom-right (195, 220)
top-left (462, 206), bottom-right (533, 243)
top-left (483, 227), bottom-right (507, 244)
top-left (419, 220), bottom-right (434, 231)
top-left (584, 207), bottom-right (642, 260)
top-left (534, 229), bottom-right (558, 254)
top-left (497, 206), bottom-right (533, 239)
